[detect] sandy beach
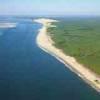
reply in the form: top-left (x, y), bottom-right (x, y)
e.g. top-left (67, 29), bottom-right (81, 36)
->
top-left (34, 18), bottom-right (100, 92)
top-left (0, 23), bottom-right (17, 28)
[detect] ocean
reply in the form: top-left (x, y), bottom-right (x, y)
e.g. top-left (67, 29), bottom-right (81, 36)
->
top-left (0, 17), bottom-right (100, 100)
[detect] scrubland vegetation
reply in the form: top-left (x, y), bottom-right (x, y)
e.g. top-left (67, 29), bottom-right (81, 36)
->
top-left (48, 17), bottom-right (100, 74)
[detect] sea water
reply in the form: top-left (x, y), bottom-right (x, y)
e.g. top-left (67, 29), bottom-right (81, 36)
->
top-left (0, 17), bottom-right (100, 100)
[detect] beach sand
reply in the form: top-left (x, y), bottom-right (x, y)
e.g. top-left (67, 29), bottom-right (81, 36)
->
top-left (34, 18), bottom-right (100, 92)
top-left (0, 23), bottom-right (17, 28)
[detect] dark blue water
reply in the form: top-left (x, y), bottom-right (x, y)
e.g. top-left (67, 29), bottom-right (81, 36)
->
top-left (0, 18), bottom-right (100, 100)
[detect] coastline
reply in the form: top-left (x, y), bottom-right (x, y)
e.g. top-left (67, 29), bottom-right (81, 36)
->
top-left (0, 23), bottom-right (17, 28)
top-left (34, 18), bottom-right (100, 92)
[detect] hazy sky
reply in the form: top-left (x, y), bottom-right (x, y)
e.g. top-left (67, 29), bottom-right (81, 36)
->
top-left (0, 0), bottom-right (100, 16)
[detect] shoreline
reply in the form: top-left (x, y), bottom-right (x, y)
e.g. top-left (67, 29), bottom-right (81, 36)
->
top-left (0, 23), bottom-right (17, 28)
top-left (34, 18), bottom-right (100, 93)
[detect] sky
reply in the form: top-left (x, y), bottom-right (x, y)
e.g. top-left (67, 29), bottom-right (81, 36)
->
top-left (0, 0), bottom-right (100, 16)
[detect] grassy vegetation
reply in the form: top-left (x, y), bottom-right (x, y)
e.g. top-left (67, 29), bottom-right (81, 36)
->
top-left (48, 17), bottom-right (100, 74)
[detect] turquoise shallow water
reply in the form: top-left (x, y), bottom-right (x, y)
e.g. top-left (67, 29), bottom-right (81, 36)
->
top-left (0, 18), bottom-right (100, 100)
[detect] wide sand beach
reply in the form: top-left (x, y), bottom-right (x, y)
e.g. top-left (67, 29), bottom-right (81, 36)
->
top-left (34, 18), bottom-right (100, 92)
